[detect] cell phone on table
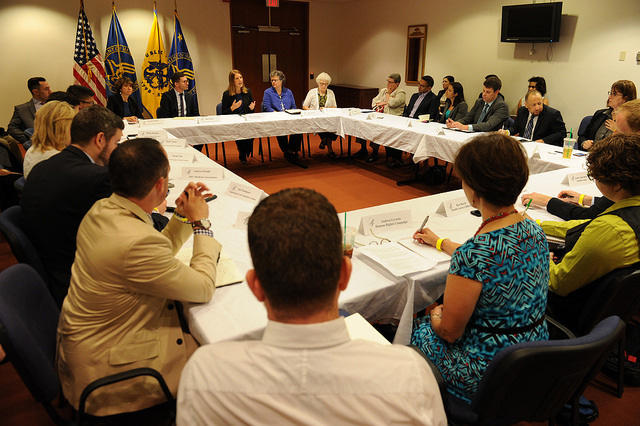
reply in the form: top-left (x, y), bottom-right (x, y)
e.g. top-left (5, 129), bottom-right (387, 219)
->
top-left (470, 209), bottom-right (482, 217)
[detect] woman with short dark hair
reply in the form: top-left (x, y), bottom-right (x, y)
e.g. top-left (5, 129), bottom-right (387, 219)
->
top-left (411, 133), bottom-right (549, 403)
top-left (106, 76), bottom-right (143, 122)
top-left (262, 70), bottom-right (303, 161)
top-left (516, 76), bottom-right (549, 109)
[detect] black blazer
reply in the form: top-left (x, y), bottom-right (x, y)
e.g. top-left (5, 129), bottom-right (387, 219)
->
top-left (439, 100), bottom-right (468, 123)
top-left (547, 196), bottom-right (614, 221)
top-left (458, 97), bottom-right (509, 132)
top-left (578, 108), bottom-right (610, 148)
top-left (21, 145), bottom-right (111, 305)
top-left (403, 91), bottom-right (439, 119)
top-left (510, 105), bottom-right (567, 146)
top-left (221, 89), bottom-right (255, 115)
top-left (157, 89), bottom-right (199, 118)
top-left (106, 94), bottom-right (143, 119)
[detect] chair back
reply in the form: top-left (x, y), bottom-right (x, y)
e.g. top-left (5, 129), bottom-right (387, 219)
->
top-left (216, 103), bottom-right (222, 115)
top-left (0, 135), bottom-right (24, 172)
top-left (14, 176), bottom-right (25, 194)
top-left (0, 205), bottom-right (48, 280)
top-left (504, 116), bottom-right (515, 131)
top-left (463, 316), bottom-right (625, 425)
top-left (0, 264), bottom-right (60, 404)
top-left (578, 115), bottom-right (593, 137)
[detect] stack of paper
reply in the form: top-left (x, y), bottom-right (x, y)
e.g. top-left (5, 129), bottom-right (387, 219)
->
top-left (176, 247), bottom-right (244, 288)
top-left (356, 242), bottom-right (437, 277)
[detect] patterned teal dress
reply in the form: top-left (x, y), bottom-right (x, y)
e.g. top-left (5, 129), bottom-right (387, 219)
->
top-left (411, 219), bottom-right (549, 403)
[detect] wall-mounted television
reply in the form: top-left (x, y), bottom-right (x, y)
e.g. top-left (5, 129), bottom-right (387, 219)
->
top-left (501, 2), bottom-right (563, 43)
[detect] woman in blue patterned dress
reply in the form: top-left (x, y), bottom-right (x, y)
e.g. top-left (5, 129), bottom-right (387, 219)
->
top-left (411, 133), bottom-right (549, 403)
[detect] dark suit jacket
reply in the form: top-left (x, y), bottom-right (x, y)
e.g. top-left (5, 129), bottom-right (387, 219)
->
top-left (510, 105), bottom-right (566, 146)
top-left (106, 94), bottom-right (143, 119)
top-left (21, 145), bottom-right (111, 305)
top-left (578, 108), bottom-right (610, 149)
top-left (156, 89), bottom-right (199, 118)
top-left (8, 100), bottom-right (36, 143)
top-left (403, 91), bottom-right (439, 119)
top-left (547, 196), bottom-right (614, 221)
top-left (438, 100), bottom-right (468, 123)
top-left (221, 89), bottom-right (255, 115)
top-left (458, 97), bottom-right (509, 132)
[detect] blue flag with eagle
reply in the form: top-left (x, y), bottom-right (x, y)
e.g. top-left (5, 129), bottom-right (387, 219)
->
top-left (168, 11), bottom-right (198, 110)
top-left (105, 4), bottom-right (142, 111)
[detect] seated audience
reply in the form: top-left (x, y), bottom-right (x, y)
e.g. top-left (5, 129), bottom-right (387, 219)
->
top-left (516, 76), bottom-right (549, 110)
top-left (23, 101), bottom-right (77, 178)
top-left (355, 73), bottom-right (406, 165)
top-left (436, 75), bottom-right (454, 117)
top-left (539, 134), bottom-right (640, 322)
top-left (106, 76), bottom-right (143, 122)
top-left (177, 188), bottom-right (446, 425)
top-left (411, 133), bottom-right (549, 403)
top-left (66, 84), bottom-right (95, 110)
top-left (57, 138), bottom-right (220, 416)
top-left (506, 90), bottom-right (566, 146)
top-left (302, 72), bottom-right (339, 158)
top-left (447, 76), bottom-right (509, 132)
top-left (8, 77), bottom-right (51, 146)
top-left (438, 82), bottom-right (468, 123)
top-left (22, 105), bottom-right (124, 305)
top-left (578, 80), bottom-right (636, 150)
top-left (222, 69), bottom-right (256, 163)
top-left (521, 98), bottom-right (640, 220)
top-left (263, 70), bottom-right (303, 162)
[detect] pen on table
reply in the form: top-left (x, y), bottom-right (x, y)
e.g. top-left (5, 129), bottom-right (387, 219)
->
top-left (417, 215), bottom-right (430, 233)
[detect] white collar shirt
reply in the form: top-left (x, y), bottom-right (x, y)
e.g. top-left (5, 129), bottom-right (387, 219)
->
top-left (174, 89), bottom-right (186, 116)
top-left (177, 317), bottom-right (446, 426)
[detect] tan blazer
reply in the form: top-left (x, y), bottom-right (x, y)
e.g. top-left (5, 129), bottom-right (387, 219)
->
top-left (56, 194), bottom-right (221, 416)
top-left (372, 87), bottom-right (406, 116)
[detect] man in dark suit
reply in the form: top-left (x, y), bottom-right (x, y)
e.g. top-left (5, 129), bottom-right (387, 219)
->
top-left (404, 75), bottom-right (439, 120)
top-left (7, 77), bottom-right (51, 145)
top-left (509, 90), bottom-right (566, 146)
top-left (157, 72), bottom-right (199, 118)
top-left (21, 105), bottom-right (124, 306)
top-left (447, 76), bottom-right (509, 132)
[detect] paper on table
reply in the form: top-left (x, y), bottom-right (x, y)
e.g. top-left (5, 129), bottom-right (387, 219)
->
top-left (344, 313), bottom-right (390, 345)
top-left (175, 247), bottom-right (243, 288)
top-left (356, 242), bottom-right (437, 277)
top-left (397, 238), bottom-right (450, 263)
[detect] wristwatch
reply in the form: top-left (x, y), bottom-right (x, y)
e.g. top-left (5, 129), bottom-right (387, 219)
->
top-left (191, 218), bottom-right (211, 230)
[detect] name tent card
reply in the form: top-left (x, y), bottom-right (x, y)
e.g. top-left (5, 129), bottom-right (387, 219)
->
top-left (225, 182), bottom-right (265, 203)
top-left (562, 171), bottom-right (590, 187)
top-left (161, 138), bottom-right (187, 148)
top-left (182, 167), bottom-right (224, 180)
top-left (166, 149), bottom-right (194, 162)
top-left (435, 196), bottom-right (471, 217)
top-left (358, 210), bottom-right (412, 236)
top-left (137, 128), bottom-right (168, 143)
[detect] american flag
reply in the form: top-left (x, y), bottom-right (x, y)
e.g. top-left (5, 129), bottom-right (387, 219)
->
top-left (73, 4), bottom-right (107, 106)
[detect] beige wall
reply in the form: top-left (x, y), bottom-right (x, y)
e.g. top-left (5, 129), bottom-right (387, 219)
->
top-left (2, 0), bottom-right (639, 132)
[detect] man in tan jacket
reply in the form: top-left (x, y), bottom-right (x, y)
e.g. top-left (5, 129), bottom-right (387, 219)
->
top-left (56, 138), bottom-right (220, 416)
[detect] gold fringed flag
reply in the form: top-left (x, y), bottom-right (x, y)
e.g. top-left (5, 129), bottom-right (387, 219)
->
top-left (140, 5), bottom-right (169, 118)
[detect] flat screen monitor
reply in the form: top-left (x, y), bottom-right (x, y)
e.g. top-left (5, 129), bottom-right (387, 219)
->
top-left (501, 2), bottom-right (563, 43)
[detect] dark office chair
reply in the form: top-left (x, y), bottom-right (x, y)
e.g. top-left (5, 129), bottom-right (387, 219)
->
top-left (0, 264), bottom-right (175, 426)
top-left (577, 115), bottom-right (593, 138)
top-left (444, 316), bottom-right (625, 425)
top-left (0, 205), bottom-right (49, 282)
top-left (13, 176), bottom-right (25, 195)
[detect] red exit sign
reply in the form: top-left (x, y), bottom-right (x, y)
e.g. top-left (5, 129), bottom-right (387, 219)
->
top-left (266, 0), bottom-right (279, 7)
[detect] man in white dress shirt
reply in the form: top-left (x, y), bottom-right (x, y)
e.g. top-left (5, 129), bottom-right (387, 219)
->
top-left (177, 188), bottom-right (447, 425)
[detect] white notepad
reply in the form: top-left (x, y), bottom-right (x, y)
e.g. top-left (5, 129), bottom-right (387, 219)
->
top-left (356, 242), bottom-right (437, 277)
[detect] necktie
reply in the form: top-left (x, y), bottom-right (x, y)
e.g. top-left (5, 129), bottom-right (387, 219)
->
top-left (410, 93), bottom-right (426, 118)
top-left (477, 103), bottom-right (490, 123)
top-left (523, 116), bottom-right (535, 139)
top-left (179, 93), bottom-right (185, 117)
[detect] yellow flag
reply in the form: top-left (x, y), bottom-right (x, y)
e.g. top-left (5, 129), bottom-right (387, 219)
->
top-left (140, 8), bottom-right (169, 118)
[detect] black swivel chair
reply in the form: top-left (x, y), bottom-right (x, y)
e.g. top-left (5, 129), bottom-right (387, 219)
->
top-left (442, 316), bottom-right (625, 425)
top-left (0, 264), bottom-right (175, 425)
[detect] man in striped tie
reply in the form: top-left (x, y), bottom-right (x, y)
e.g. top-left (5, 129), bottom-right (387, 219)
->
top-left (507, 90), bottom-right (566, 146)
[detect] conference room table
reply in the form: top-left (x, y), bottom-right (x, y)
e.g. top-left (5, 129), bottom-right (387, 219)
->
top-left (129, 109), bottom-right (584, 175)
top-left (123, 118), bottom-right (597, 346)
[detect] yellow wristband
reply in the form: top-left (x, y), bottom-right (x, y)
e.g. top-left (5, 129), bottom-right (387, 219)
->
top-left (578, 194), bottom-right (585, 207)
top-left (436, 238), bottom-right (446, 251)
top-left (535, 219), bottom-right (542, 226)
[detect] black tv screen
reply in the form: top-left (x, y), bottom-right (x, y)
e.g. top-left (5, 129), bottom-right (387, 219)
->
top-left (501, 2), bottom-right (562, 43)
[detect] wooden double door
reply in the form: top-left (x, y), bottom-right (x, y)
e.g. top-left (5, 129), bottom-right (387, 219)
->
top-left (230, 0), bottom-right (309, 111)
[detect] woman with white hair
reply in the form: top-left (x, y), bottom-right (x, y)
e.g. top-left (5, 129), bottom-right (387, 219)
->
top-left (302, 72), bottom-right (338, 158)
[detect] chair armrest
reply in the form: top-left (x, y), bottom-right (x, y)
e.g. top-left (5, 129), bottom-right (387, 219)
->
top-left (77, 367), bottom-right (173, 424)
top-left (546, 315), bottom-right (576, 339)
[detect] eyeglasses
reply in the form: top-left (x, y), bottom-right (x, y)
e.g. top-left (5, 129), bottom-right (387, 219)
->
top-left (608, 91), bottom-right (621, 96)
top-left (528, 85), bottom-right (537, 89)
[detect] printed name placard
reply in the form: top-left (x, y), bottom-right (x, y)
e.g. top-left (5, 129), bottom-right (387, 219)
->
top-left (137, 129), bottom-right (168, 143)
top-left (197, 116), bottom-right (224, 124)
top-left (358, 210), bottom-right (412, 236)
top-left (225, 182), bottom-right (265, 203)
top-left (166, 150), bottom-right (194, 162)
top-left (182, 167), bottom-right (224, 180)
top-left (161, 138), bottom-right (187, 148)
top-left (562, 171), bottom-right (590, 187)
top-left (435, 196), bottom-right (471, 217)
